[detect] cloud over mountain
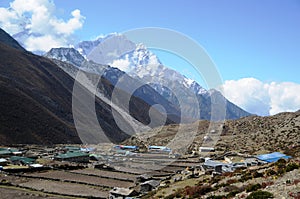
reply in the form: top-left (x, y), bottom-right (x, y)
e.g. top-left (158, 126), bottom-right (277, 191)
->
top-left (0, 0), bottom-right (85, 52)
top-left (221, 77), bottom-right (300, 116)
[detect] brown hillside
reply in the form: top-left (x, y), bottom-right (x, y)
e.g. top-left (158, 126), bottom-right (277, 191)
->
top-left (0, 42), bottom-right (131, 144)
top-left (0, 42), bottom-right (80, 144)
top-left (124, 110), bottom-right (300, 156)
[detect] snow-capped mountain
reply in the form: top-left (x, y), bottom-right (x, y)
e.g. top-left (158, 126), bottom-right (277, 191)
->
top-left (45, 47), bottom-right (113, 78)
top-left (45, 48), bottom-right (85, 68)
top-left (76, 34), bottom-right (208, 96)
top-left (83, 34), bottom-right (250, 120)
top-left (82, 34), bottom-right (136, 67)
top-left (46, 34), bottom-right (251, 120)
top-left (76, 38), bottom-right (102, 58)
top-left (130, 62), bottom-right (208, 96)
top-left (44, 47), bottom-right (181, 121)
top-left (110, 43), bottom-right (162, 72)
top-left (75, 33), bottom-right (121, 58)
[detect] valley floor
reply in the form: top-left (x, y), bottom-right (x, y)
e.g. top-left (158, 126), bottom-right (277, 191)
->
top-left (0, 143), bottom-right (299, 198)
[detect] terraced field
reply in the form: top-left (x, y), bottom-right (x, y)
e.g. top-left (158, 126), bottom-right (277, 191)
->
top-left (71, 168), bottom-right (137, 182)
top-left (23, 170), bottom-right (135, 188)
top-left (19, 179), bottom-right (108, 198)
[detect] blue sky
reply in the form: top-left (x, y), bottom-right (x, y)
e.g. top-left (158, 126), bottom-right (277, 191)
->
top-left (0, 0), bottom-right (299, 115)
top-left (51, 0), bottom-right (300, 84)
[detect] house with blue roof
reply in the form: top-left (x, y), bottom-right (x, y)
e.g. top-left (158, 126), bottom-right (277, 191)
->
top-left (256, 152), bottom-right (291, 163)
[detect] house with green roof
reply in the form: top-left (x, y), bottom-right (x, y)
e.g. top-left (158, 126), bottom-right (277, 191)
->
top-left (0, 148), bottom-right (22, 157)
top-left (64, 146), bottom-right (81, 152)
top-left (55, 151), bottom-right (89, 163)
top-left (10, 156), bottom-right (35, 165)
top-left (0, 149), bottom-right (12, 157)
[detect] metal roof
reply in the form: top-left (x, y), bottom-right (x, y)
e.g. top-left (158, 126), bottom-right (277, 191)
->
top-left (55, 151), bottom-right (89, 159)
top-left (256, 152), bottom-right (291, 163)
top-left (110, 187), bottom-right (135, 196)
top-left (0, 150), bottom-right (11, 155)
top-left (64, 146), bottom-right (81, 151)
top-left (203, 160), bottom-right (226, 167)
top-left (141, 180), bottom-right (160, 188)
top-left (148, 146), bottom-right (171, 151)
top-left (114, 145), bottom-right (139, 150)
top-left (0, 148), bottom-right (20, 155)
top-left (10, 156), bottom-right (35, 164)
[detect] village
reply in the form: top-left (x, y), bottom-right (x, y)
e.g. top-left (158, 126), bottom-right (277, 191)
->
top-left (0, 142), bottom-right (297, 199)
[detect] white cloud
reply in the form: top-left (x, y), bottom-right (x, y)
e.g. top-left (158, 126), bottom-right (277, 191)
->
top-left (220, 77), bottom-right (300, 116)
top-left (267, 82), bottom-right (300, 115)
top-left (50, 9), bottom-right (84, 35)
top-left (24, 35), bottom-right (65, 52)
top-left (0, 7), bottom-right (21, 33)
top-left (0, 0), bottom-right (85, 52)
top-left (110, 57), bottom-right (131, 72)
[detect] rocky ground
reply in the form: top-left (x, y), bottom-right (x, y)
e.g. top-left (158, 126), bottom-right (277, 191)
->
top-left (145, 158), bottom-right (300, 198)
top-left (124, 110), bottom-right (300, 198)
top-left (125, 110), bottom-right (300, 157)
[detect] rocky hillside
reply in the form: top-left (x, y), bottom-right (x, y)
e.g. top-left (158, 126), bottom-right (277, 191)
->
top-left (215, 110), bottom-right (300, 156)
top-left (128, 110), bottom-right (300, 198)
top-left (149, 158), bottom-right (300, 198)
top-left (124, 110), bottom-right (300, 157)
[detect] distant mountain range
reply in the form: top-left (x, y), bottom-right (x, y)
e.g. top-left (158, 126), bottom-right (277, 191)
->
top-left (46, 34), bottom-right (251, 121)
top-left (0, 28), bottom-right (176, 144)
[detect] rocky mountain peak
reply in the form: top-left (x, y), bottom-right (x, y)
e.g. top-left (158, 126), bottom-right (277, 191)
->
top-left (45, 47), bottom-right (85, 68)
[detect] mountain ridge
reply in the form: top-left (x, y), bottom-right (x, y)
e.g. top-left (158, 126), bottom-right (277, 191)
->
top-left (53, 34), bottom-right (251, 120)
top-left (45, 47), bottom-right (181, 122)
top-left (0, 28), bottom-right (26, 52)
